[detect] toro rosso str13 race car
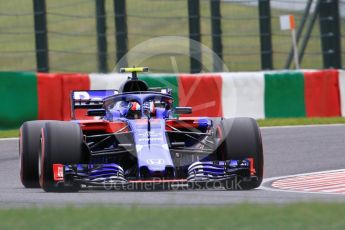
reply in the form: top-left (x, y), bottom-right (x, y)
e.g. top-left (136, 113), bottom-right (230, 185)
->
top-left (20, 67), bottom-right (264, 192)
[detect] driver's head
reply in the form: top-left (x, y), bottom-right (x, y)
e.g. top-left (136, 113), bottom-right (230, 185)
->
top-left (128, 101), bottom-right (140, 111)
top-left (126, 101), bottom-right (141, 119)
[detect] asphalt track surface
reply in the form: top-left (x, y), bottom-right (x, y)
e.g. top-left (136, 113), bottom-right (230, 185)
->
top-left (0, 125), bottom-right (344, 208)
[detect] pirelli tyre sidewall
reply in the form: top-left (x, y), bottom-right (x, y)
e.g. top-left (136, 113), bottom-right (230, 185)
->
top-left (39, 121), bottom-right (84, 192)
top-left (20, 121), bottom-right (52, 188)
top-left (217, 117), bottom-right (264, 190)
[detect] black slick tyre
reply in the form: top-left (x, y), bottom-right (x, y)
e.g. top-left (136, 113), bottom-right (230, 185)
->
top-left (39, 121), bottom-right (85, 192)
top-left (20, 121), bottom-right (50, 188)
top-left (217, 117), bottom-right (264, 190)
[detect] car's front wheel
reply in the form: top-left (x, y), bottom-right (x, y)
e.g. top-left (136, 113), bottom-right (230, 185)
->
top-left (20, 121), bottom-right (51, 188)
top-left (216, 117), bottom-right (264, 190)
top-left (39, 121), bottom-right (85, 192)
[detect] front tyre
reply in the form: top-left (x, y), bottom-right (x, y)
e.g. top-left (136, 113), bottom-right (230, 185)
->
top-left (217, 117), bottom-right (264, 190)
top-left (39, 121), bottom-right (85, 192)
top-left (20, 121), bottom-right (51, 188)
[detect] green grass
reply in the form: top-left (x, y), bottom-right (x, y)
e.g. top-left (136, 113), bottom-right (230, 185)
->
top-left (0, 203), bottom-right (344, 230)
top-left (1, 117), bottom-right (345, 138)
top-left (0, 129), bottom-right (19, 138)
top-left (1, 0), bottom-right (344, 72)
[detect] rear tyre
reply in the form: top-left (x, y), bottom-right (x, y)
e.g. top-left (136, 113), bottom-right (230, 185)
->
top-left (39, 121), bottom-right (85, 192)
top-left (217, 117), bottom-right (263, 190)
top-left (20, 121), bottom-right (50, 188)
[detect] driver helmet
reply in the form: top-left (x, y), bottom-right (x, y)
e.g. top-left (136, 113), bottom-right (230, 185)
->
top-left (126, 101), bottom-right (141, 119)
top-left (128, 101), bottom-right (141, 111)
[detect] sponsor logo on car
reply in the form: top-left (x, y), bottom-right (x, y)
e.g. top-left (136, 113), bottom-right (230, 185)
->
top-left (146, 159), bottom-right (165, 165)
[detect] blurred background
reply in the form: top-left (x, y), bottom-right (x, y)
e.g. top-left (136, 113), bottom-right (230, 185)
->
top-left (0, 0), bottom-right (344, 73)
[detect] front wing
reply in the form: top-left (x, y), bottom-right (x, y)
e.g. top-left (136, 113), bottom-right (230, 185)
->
top-left (52, 159), bottom-right (258, 190)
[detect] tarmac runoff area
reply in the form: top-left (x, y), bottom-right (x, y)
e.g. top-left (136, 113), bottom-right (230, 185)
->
top-left (0, 124), bottom-right (344, 208)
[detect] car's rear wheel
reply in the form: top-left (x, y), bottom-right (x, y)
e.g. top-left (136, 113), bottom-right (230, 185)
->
top-left (216, 117), bottom-right (264, 190)
top-left (20, 121), bottom-right (51, 188)
top-left (39, 121), bottom-right (85, 192)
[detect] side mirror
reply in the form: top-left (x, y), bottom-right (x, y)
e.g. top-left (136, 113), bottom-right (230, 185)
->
top-left (87, 109), bottom-right (106, 116)
top-left (174, 107), bottom-right (192, 114)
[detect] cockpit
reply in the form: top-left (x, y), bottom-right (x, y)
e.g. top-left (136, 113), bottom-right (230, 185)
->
top-left (104, 93), bottom-right (173, 120)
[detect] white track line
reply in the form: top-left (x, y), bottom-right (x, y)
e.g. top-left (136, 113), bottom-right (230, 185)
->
top-left (260, 124), bottom-right (345, 129)
top-left (261, 169), bottom-right (345, 195)
top-left (0, 137), bottom-right (19, 141)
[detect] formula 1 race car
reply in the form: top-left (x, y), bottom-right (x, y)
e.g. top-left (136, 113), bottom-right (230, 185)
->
top-left (20, 67), bottom-right (263, 192)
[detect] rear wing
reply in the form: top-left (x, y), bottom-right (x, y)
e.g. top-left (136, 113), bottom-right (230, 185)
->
top-left (71, 90), bottom-right (118, 119)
